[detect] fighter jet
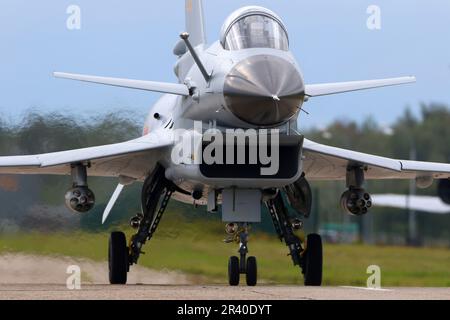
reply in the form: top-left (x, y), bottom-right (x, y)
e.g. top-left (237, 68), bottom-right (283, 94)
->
top-left (1, 0), bottom-right (450, 287)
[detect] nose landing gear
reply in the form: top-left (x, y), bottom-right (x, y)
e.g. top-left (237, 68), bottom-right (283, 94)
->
top-left (226, 223), bottom-right (258, 286)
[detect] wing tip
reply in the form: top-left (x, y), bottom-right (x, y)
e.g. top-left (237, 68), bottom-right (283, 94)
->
top-left (406, 75), bottom-right (417, 83)
top-left (53, 72), bottom-right (64, 78)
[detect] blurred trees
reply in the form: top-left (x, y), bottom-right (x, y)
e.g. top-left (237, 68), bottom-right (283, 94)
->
top-left (305, 103), bottom-right (450, 246)
top-left (0, 111), bottom-right (143, 232)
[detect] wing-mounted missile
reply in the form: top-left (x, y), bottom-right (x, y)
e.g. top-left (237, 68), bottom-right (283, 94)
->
top-left (65, 164), bottom-right (95, 213)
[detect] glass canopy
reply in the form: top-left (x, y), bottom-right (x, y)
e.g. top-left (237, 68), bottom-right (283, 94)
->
top-left (224, 14), bottom-right (289, 51)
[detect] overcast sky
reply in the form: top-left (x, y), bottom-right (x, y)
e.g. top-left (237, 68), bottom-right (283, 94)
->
top-left (0, 0), bottom-right (449, 129)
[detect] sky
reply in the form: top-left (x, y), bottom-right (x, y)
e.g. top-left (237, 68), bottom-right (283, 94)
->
top-left (0, 0), bottom-right (449, 129)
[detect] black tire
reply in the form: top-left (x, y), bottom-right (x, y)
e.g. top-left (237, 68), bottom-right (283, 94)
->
top-left (246, 256), bottom-right (257, 286)
top-left (109, 231), bottom-right (128, 285)
top-left (304, 234), bottom-right (323, 286)
top-left (228, 256), bottom-right (240, 286)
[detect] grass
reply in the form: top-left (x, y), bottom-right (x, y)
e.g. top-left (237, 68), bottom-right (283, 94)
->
top-left (1, 215), bottom-right (449, 287)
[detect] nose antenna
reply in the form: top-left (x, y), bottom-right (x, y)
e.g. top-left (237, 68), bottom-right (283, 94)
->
top-left (180, 32), bottom-right (211, 82)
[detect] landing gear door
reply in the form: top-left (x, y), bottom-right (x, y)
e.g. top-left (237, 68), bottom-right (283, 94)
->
top-left (222, 189), bottom-right (262, 223)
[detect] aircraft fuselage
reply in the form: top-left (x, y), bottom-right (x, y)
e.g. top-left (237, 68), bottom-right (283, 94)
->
top-left (143, 42), bottom-right (306, 205)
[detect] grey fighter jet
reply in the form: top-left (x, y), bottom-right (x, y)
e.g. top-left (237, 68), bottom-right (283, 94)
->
top-left (1, 0), bottom-right (450, 287)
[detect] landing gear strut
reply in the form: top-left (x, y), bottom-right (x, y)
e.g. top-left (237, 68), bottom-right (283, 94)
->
top-left (226, 223), bottom-right (258, 286)
top-left (266, 193), bottom-right (323, 286)
top-left (108, 165), bottom-right (173, 285)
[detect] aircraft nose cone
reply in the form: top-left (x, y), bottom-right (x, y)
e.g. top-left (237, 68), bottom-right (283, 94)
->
top-left (223, 55), bottom-right (305, 127)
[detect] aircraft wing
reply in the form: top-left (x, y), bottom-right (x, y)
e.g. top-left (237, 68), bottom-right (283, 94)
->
top-left (54, 72), bottom-right (190, 96)
top-left (372, 194), bottom-right (450, 214)
top-left (0, 129), bottom-right (173, 181)
top-left (302, 139), bottom-right (450, 181)
top-left (305, 76), bottom-right (416, 97)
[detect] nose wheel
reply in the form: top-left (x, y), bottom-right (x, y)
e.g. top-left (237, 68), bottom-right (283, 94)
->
top-left (226, 223), bottom-right (258, 286)
top-left (245, 256), bottom-right (257, 286)
top-left (228, 255), bottom-right (258, 287)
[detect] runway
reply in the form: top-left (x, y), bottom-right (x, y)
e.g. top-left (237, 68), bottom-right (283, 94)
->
top-left (0, 284), bottom-right (449, 300)
top-left (0, 254), bottom-right (448, 300)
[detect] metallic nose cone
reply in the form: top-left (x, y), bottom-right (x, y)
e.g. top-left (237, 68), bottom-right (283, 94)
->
top-left (223, 55), bottom-right (305, 127)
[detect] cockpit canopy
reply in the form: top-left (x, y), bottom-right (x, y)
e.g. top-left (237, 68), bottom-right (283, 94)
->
top-left (220, 6), bottom-right (289, 51)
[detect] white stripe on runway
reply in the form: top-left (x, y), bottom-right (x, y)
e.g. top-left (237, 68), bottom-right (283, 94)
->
top-left (340, 286), bottom-right (393, 292)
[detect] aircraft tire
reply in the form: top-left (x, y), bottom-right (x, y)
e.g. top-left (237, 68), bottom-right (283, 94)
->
top-left (304, 234), bottom-right (323, 286)
top-left (109, 231), bottom-right (128, 285)
top-left (246, 256), bottom-right (257, 286)
top-left (228, 256), bottom-right (240, 286)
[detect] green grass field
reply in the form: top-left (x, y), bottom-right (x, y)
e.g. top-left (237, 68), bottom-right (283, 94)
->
top-left (1, 215), bottom-right (449, 287)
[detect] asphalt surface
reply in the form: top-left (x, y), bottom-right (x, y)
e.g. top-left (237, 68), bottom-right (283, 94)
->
top-left (0, 254), bottom-right (448, 300)
top-left (0, 285), bottom-right (449, 300)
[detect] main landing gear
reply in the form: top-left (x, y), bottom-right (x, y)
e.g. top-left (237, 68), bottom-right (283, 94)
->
top-left (108, 165), bottom-right (322, 287)
top-left (226, 223), bottom-right (257, 286)
top-left (266, 193), bottom-right (323, 286)
top-left (108, 165), bottom-right (173, 285)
